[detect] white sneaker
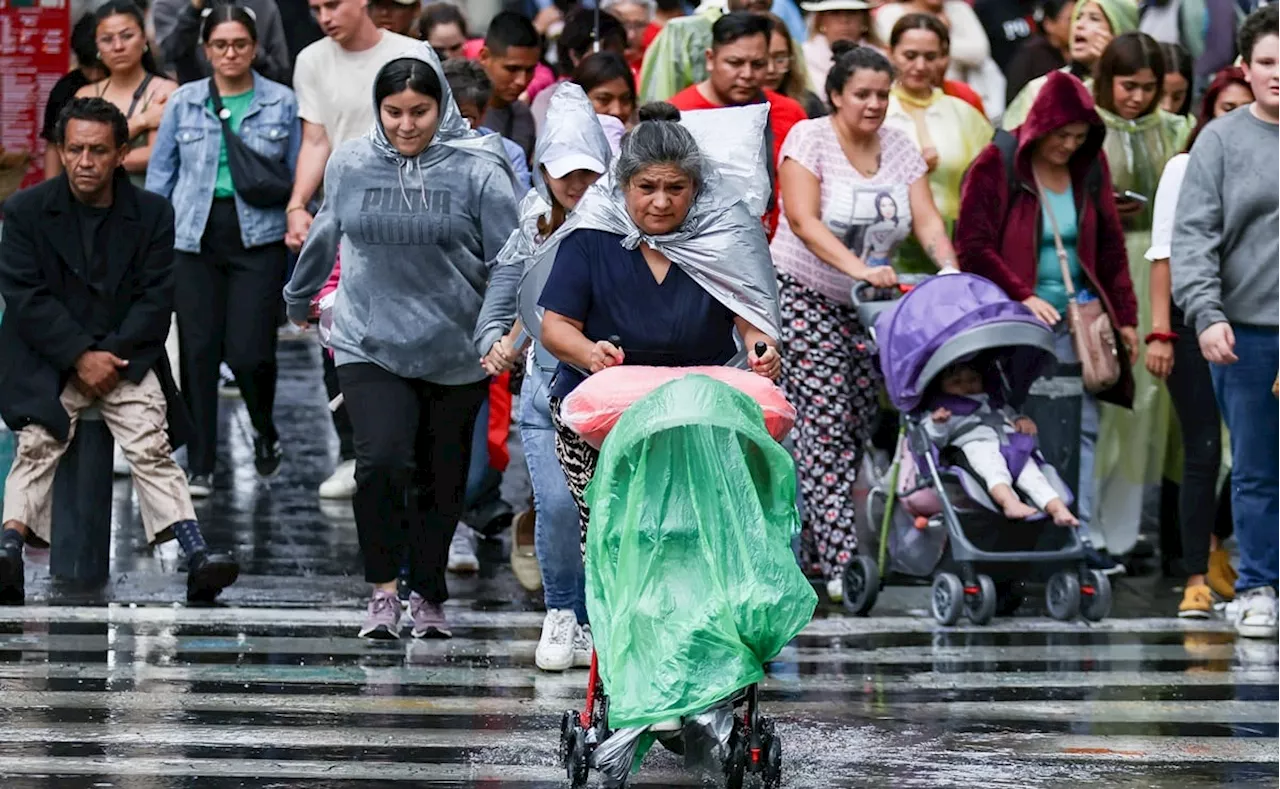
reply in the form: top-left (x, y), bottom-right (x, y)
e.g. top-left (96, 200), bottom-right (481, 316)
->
top-left (1233, 586), bottom-right (1278, 640)
top-left (535, 609), bottom-right (577, 671)
top-left (318, 459), bottom-right (356, 499)
top-left (573, 623), bottom-right (593, 668)
top-left (112, 445), bottom-right (130, 477)
top-left (447, 524), bottom-right (480, 573)
top-left (827, 575), bottom-right (844, 604)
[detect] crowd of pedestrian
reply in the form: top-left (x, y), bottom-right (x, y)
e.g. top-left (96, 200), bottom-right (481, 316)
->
top-left (0, 0), bottom-right (1275, 668)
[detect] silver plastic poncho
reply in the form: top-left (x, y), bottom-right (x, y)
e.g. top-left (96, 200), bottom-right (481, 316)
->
top-left (480, 83), bottom-right (615, 369)
top-left (518, 103), bottom-right (781, 349)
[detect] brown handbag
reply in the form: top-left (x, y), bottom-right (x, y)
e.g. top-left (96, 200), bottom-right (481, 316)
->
top-left (1036, 178), bottom-right (1121, 393)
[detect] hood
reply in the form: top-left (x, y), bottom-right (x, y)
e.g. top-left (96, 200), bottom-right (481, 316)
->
top-left (1074, 0), bottom-right (1139, 37)
top-left (532, 83), bottom-right (615, 206)
top-left (1013, 71), bottom-right (1107, 184)
top-left (366, 42), bottom-right (518, 199)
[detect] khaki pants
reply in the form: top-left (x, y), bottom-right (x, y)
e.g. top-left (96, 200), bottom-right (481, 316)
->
top-left (2, 371), bottom-right (195, 543)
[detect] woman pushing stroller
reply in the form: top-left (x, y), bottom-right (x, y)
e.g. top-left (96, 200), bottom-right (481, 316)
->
top-left (926, 361), bottom-right (1078, 526)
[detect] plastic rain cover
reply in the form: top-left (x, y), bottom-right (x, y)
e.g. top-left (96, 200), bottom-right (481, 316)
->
top-left (584, 375), bottom-right (817, 730)
top-left (518, 103), bottom-right (782, 346)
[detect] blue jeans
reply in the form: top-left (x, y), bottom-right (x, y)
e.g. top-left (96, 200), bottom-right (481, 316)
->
top-left (1210, 325), bottom-right (1279, 592)
top-left (464, 398), bottom-right (496, 509)
top-left (520, 358), bottom-right (588, 623)
top-left (1049, 325), bottom-right (1099, 533)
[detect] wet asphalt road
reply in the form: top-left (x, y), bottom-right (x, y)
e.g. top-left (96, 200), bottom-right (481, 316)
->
top-left (1, 337), bottom-right (1276, 788)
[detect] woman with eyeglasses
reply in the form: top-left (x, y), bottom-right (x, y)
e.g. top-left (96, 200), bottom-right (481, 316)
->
top-left (76, 0), bottom-right (177, 187)
top-left (146, 4), bottom-right (301, 497)
top-left (763, 13), bottom-right (826, 118)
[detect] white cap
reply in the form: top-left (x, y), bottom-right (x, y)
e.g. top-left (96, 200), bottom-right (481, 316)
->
top-left (801, 0), bottom-right (871, 11)
top-left (542, 152), bottom-right (608, 179)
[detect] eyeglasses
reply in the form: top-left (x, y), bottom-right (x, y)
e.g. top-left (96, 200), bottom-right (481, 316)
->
top-left (95, 30), bottom-right (140, 48)
top-left (208, 39), bottom-right (254, 54)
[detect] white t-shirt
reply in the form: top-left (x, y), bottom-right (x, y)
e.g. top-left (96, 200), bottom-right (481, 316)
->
top-left (293, 30), bottom-right (419, 146)
top-left (1144, 152), bottom-right (1188, 262)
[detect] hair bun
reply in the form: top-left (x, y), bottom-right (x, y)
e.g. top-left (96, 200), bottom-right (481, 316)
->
top-left (637, 101), bottom-right (681, 123)
top-left (830, 39), bottom-right (860, 62)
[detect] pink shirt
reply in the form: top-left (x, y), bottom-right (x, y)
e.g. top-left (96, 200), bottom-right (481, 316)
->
top-left (769, 119), bottom-right (927, 305)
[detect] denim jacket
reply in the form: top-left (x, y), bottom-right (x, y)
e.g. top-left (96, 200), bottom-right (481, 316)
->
top-left (145, 72), bottom-right (300, 253)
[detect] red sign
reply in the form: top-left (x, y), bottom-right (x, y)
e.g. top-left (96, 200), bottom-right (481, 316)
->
top-left (0, 0), bottom-right (70, 189)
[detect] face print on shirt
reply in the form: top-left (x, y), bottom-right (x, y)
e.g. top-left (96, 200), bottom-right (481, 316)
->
top-left (829, 185), bottom-right (913, 268)
top-left (357, 187), bottom-right (454, 245)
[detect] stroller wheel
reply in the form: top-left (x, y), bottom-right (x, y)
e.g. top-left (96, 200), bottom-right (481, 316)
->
top-left (964, 574), bottom-right (997, 625)
top-left (567, 726), bottom-right (589, 788)
top-left (1080, 569), bottom-right (1113, 621)
top-left (842, 555), bottom-right (881, 616)
top-left (724, 733), bottom-right (746, 789)
top-left (1046, 571), bottom-right (1082, 621)
top-left (762, 731), bottom-right (783, 789)
top-left (931, 573), bottom-right (965, 626)
top-left (995, 580), bottom-right (1027, 616)
top-left (559, 709), bottom-right (578, 766)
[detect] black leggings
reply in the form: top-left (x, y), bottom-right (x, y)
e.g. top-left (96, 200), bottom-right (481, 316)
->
top-left (175, 199), bottom-right (286, 475)
top-left (1165, 310), bottom-right (1226, 576)
top-left (337, 363), bottom-right (487, 602)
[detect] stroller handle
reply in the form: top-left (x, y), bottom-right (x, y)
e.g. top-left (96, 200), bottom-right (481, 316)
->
top-left (850, 274), bottom-right (931, 340)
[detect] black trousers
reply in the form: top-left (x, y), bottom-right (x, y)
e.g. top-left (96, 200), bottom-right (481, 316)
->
top-left (1165, 309), bottom-right (1229, 576)
top-left (337, 362), bottom-right (487, 602)
top-left (175, 199), bottom-right (286, 476)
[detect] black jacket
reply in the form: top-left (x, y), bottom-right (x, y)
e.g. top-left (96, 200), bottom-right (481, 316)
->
top-left (0, 170), bottom-right (190, 446)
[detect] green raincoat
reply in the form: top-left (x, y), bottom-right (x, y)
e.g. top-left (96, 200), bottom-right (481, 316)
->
top-left (1002, 0), bottom-right (1140, 129)
top-left (1090, 106), bottom-right (1192, 555)
top-left (584, 375), bottom-right (816, 728)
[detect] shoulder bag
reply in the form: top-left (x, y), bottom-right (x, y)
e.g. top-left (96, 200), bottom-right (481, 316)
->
top-left (208, 79), bottom-right (292, 208)
top-left (1035, 177), bottom-right (1121, 394)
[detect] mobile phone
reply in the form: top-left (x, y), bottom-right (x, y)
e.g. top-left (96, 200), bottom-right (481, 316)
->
top-left (1117, 190), bottom-right (1149, 204)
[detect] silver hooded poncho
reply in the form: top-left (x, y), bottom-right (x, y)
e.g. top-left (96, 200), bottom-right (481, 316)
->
top-left (474, 82), bottom-right (616, 364)
top-left (518, 102), bottom-right (782, 351)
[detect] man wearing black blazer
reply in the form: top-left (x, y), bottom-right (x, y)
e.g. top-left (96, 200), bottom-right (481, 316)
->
top-left (0, 98), bottom-right (239, 604)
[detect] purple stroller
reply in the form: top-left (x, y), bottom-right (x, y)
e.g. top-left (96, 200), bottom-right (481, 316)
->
top-left (842, 273), bottom-right (1113, 625)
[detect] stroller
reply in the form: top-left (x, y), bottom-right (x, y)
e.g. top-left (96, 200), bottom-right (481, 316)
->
top-left (559, 372), bottom-right (816, 789)
top-left (840, 273), bottom-right (1113, 626)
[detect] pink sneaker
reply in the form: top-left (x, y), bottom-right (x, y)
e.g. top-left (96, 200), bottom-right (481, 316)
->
top-left (358, 590), bottom-right (402, 639)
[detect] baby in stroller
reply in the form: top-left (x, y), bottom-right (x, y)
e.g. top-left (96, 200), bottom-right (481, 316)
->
top-left (925, 362), bottom-right (1078, 526)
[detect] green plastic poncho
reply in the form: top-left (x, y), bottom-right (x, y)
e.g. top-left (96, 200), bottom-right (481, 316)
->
top-left (584, 375), bottom-right (817, 729)
top-left (1002, 0), bottom-right (1140, 129)
top-left (1090, 106), bottom-right (1192, 556)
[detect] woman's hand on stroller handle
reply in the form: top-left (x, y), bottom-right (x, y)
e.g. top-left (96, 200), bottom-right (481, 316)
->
top-left (589, 338), bottom-right (626, 373)
top-left (748, 340), bottom-right (781, 382)
top-left (854, 263), bottom-right (898, 289)
top-left (1021, 296), bottom-right (1061, 326)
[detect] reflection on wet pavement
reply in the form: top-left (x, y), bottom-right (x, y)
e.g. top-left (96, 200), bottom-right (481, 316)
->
top-left (1, 340), bottom-right (1276, 788)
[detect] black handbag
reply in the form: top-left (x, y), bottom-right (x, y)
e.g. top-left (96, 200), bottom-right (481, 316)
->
top-left (208, 80), bottom-right (292, 208)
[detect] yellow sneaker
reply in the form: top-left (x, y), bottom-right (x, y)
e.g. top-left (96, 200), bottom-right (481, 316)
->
top-left (1178, 584), bottom-right (1215, 619)
top-left (1206, 550), bottom-right (1237, 601)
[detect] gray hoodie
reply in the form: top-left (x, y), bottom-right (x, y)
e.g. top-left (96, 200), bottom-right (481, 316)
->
top-left (284, 45), bottom-right (519, 385)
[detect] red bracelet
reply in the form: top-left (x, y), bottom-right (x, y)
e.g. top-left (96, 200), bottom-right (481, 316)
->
top-left (1144, 331), bottom-right (1178, 345)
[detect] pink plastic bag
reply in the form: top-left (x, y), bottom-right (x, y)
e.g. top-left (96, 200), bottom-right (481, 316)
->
top-left (561, 366), bottom-right (796, 449)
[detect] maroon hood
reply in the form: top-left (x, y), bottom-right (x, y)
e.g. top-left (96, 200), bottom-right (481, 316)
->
top-left (1011, 71), bottom-right (1107, 185)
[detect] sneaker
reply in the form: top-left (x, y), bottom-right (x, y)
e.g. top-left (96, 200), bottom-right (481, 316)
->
top-left (112, 445), bottom-right (130, 477)
top-left (253, 435), bottom-right (283, 478)
top-left (536, 609), bottom-right (577, 671)
top-left (0, 536), bottom-right (24, 605)
top-left (318, 459), bottom-right (356, 499)
top-left (827, 575), bottom-right (844, 604)
top-left (1233, 587), bottom-right (1278, 640)
top-left (510, 509), bottom-right (542, 592)
top-left (408, 593), bottom-right (452, 639)
top-left (1207, 549), bottom-right (1238, 601)
top-left (573, 623), bottom-right (593, 668)
top-left (187, 473), bottom-right (213, 499)
top-left (1083, 544), bottom-right (1126, 576)
top-left (1178, 584), bottom-right (1214, 619)
top-left (186, 550), bottom-right (240, 603)
top-left (447, 524), bottom-right (480, 573)
top-left (358, 590), bottom-right (403, 639)
top-left (218, 364), bottom-right (241, 398)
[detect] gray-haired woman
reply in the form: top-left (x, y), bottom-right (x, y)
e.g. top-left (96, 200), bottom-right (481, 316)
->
top-left (537, 102), bottom-right (784, 540)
